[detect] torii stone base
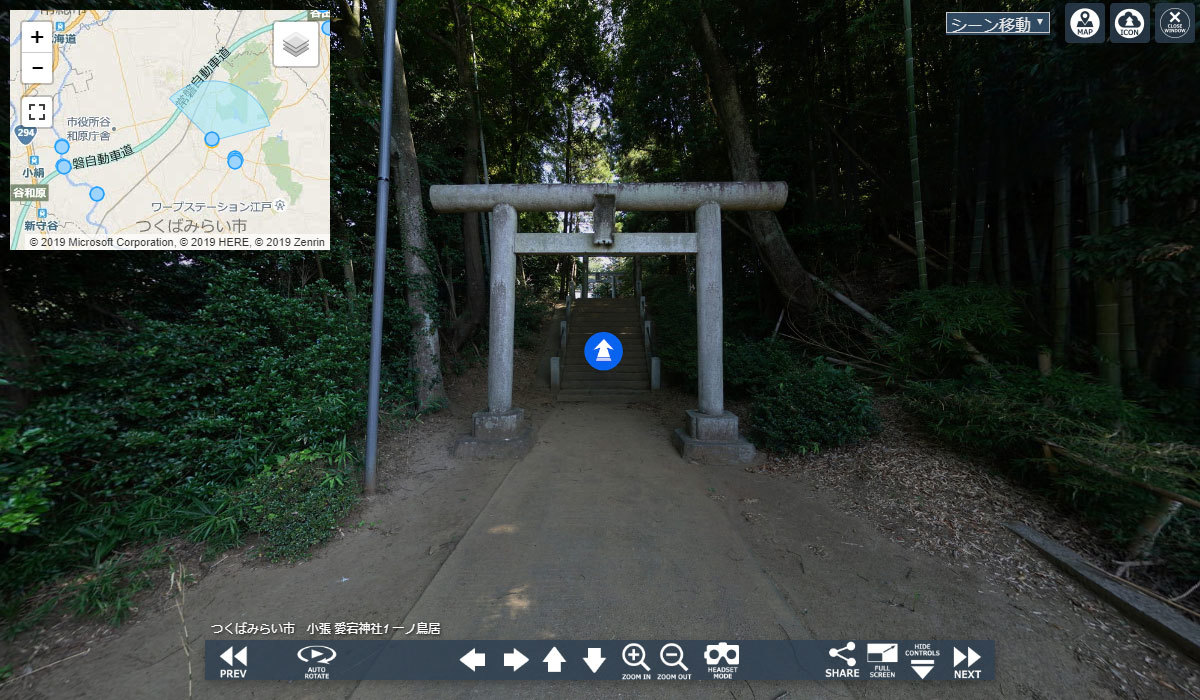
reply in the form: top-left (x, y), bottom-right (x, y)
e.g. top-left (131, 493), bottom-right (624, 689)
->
top-left (671, 409), bottom-right (756, 464)
top-left (452, 408), bottom-right (536, 460)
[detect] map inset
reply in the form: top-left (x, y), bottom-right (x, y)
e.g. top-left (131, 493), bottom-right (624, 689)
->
top-left (8, 10), bottom-right (330, 250)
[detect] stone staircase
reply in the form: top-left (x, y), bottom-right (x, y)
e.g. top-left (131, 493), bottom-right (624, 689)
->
top-left (556, 298), bottom-right (651, 402)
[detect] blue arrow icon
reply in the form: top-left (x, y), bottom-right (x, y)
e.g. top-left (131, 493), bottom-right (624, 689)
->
top-left (585, 332), bottom-right (623, 370)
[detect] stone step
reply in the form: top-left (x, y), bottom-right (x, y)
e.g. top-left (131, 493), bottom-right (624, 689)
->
top-left (562, 355), bottom-right (648, 365)
top-left (562, 372), bottom-right (649, 381)
top-left (561, 363), bottom-right (648, 373)
top-left (564, 342), bottom-right (645, 351)
top-left (559, 381), bottom-right (652, 391)
top-left (564, 341), bottom-right (645, 351)
top-left (555, 389), bottom-right (651, 403)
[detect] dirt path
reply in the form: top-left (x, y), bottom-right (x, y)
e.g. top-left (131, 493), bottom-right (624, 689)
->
top-left (3, 344), bottom-right (1198, 699)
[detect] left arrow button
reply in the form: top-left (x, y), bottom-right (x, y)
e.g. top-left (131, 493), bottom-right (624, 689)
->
top-left (460, 648), bottom-right (486, 671)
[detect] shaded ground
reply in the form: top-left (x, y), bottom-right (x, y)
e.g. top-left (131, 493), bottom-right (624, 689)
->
top-left (2, 343), bottom-right (1198, 699)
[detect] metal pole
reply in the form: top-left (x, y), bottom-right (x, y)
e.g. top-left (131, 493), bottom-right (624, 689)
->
top-left (364, 0), bottom-right (399, 496)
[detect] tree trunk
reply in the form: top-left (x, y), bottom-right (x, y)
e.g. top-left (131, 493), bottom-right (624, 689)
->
top-left (1019, 185), bottom-right (1047, 325)
top-left (0, 269), bottom-right (38, 412)
top-left (997, 182), bottom-right (1011, 286)
top-left (446, 0), bottom-right (487, 352)
top-left (366, 0), bottom-right (447, 409)
top-left (1112, 130), bottom-right (1138, 383)
top-left (902, 0), bottom-right (928, 291)
top-left (1052, 138), bottom-right (1072, 363)
top-left (337, 0), bottom-right (365, 90)
top-left (1088, 129), bottom-right (1120, 392)
top-left (315, 255), bottom-right (331, 312)
top-left (947, 101), bottom-right (961, 284)
top-left (343, 257), bottom-right (357, 312)
top-left (1095, 280), bottom-right (1121, 391)
top-left (688, 8), bottom-right (814, 307)
top-left (967, 141), bottom-right (989, 283)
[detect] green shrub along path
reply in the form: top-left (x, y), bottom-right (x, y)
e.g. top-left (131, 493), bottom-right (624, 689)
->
top-left (0, 269), bottom-right (371, 628)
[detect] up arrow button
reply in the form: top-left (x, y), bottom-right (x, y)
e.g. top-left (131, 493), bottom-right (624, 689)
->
top-left (543, 647), bottom-right (566, 673)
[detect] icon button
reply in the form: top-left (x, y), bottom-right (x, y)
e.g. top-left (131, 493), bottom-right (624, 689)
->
top-left (1066, 3), bottom-right (1107, 41)
top-left (659, 643), bottom-right (688, 672)
top-left (622, 643), bottom-right (650, 671)
top-left (543, 647), bottom-right (565, 673)
top-left (953, 646), bottom-right (981, 668)
top-left (273, 21), bottom-right (319, 67)
top-left (21, 22), bottom-right (53, 52)
top-left (705, 642), bottom-right (740, 665)
top-left (1155, 3), bottom-right (1195, 41)
top-left (583, 647), bottom-right (606, 673)
top-left (503, 648), bottom-right (528, 671)
top-left (21, 55), bottom-right (53, 85)
top-left (911, 658), bottom-right (935, 679)
top-left (297, 645), bottom-right (337, 664)
top-left (828, 641), bottom-right (856, 667)
top-left (867, 642), bottom-right (898, 663)
top-left (1112, 4), bottom-right (1152, 41)
top-left (584, 331), bottom-right (623, 370)
top-left (459, 648), bottom-right (486, 671)
top-left (220, 645), bottom-right (248, 667)
top-left (20, 97), bottom-right (53, 127)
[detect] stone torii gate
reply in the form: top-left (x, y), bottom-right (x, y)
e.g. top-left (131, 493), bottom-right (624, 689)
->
top-left (430, 182), bottom-right (787, 465)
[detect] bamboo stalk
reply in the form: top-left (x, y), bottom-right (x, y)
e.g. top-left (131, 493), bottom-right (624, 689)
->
top-left (902, 0), bottom-right (928, 291)
top-left (947, 101), bottom-right (961, 285)
top-left (968, 141), bottom-right (989, 283)
top-left (1052, 137), bottom-right (1072, 361)
top-left (1083, 560), bottom-right (1200, 620)
top-left (950, 329), bottom-right (1001, 379)
top-left (1126, 496), bottom-right (1182, 561)
top-left (997, 183), bottom-right (1011, 286)
top-left (1042, 441), bottom-right (1200, 510)
top-left (0, 648), bottom-right (91, 688)
top-left (889, 234), bottom-right (945, 270)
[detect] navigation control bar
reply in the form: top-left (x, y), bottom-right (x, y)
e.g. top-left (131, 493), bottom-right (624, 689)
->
top-left (205, 639), bottom-right (996, 681)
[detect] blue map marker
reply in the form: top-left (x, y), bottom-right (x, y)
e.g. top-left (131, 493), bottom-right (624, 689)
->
top-left (584, 332), bottom-right (623, 371)
top-left (89, 186), bottom-right (105, 202)
top-left (54, 138), bottom-right (70, 154)
top-left (322, 20), bottom-right (330, 35)
top-left (56, 159), bottom-right (71, 175)
top-left (227, 150), bottom-right (244, 170)
top-left (204, 131), bottom-right (220, 147)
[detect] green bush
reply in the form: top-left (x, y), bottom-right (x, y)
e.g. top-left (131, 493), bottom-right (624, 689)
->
top-left (750, 361), bottom-right (881, 454)
top-left (0, 429), bottom-right (59, 539)
top-left (724, 338), bottom-right (800, 397)
top-left (902, 363), bottom-right (1160, 455)
top-left (642, 275), bottom-right (698, 383)
top-left (902, 364), bottom-right (1200, 582)
top-left (515, 286), bottom-right (552, 349)
top-left (1, 269), bottom-right (368, 615)
top-left (881, 285), bottom-right (1025, 378)
top-left (239, 450), bottom-right (359, 561)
